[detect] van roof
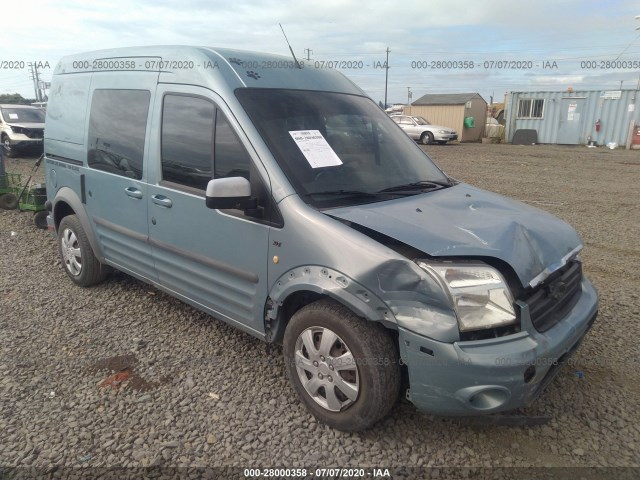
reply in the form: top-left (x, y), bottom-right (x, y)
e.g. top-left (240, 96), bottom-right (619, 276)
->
top-left (54, 45), bottom-right (365, 96)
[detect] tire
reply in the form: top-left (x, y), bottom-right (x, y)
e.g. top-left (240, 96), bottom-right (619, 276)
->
top-left (2, 136), bottom-right (14, 157)
top-left (33, 210), bottom-right (48, 229)
top-left (57, 214), bottom-right (110, 286)
top-left (283, 299), bottom-right (400, 431)
top-left (420, 132), bottom-right (434, 145)
top-left (0, 193), bottom-right (18, 210)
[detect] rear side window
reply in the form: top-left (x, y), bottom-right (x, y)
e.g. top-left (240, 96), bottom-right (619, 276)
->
top-left (87, 89), bottom-right (150, 180)
top-left (161, 95), bottom-right (215, 190)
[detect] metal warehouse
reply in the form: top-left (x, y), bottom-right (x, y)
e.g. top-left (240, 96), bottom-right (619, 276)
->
top-left (506, 89), bottom-right (640, 146)
top-left (405, 93), bottom-right (487, 142)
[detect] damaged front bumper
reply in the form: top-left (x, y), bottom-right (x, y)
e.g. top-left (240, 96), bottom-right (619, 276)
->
top-left (399, 277), bottom-right (598, 415)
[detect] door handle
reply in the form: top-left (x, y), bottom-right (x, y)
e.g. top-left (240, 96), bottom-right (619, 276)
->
top-left (125, 187), bottom-right (143, 199)
top-left (151, 194), bottom-right (173, 208)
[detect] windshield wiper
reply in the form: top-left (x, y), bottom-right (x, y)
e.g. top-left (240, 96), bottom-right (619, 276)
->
top-left (302, 190), bottom-right (381, 198)
top-left (377, 180), bottom-right (451, 194)
top-left (302, 189), bottom-right (415, 199)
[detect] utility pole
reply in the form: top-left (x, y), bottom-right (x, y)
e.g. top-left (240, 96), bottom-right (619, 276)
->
top-left (383, 47), bottom-right (390, 109)
top-left (407, 87), bottom-right (412, 114)
top-left (29, 63), bottom-right (41, 102)
top-left (304, 48), bottom-right (312, 61)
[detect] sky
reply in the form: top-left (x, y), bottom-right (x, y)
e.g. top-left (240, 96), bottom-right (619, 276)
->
top-left (3, 0), bottom-right (640, 105)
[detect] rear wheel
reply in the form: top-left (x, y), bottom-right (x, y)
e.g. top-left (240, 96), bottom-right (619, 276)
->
top-left (283, 299), bottom-right (400, 431)
top-left (57, 214), bottom-right (110, 286)
top-left (420, 132), bottom-right (434, 145)
top-left (33, 210), bottom-right (48, 229)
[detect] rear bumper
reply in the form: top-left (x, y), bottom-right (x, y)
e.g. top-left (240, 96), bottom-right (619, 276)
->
top-left (400, 277), bottom-right (598, 415)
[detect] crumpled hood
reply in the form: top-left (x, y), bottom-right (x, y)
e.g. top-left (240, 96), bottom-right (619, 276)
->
top-left (326, 183), bottom-right (583, 287)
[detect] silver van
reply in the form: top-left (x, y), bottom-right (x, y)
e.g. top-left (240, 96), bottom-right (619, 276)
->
top-left (44, 46), bottom-right (598, 431)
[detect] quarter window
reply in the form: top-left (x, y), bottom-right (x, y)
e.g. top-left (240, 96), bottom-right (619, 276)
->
top-left (161, 95), bottom-right (215, 190)
top-left (88, 89), bottom-right (150, 180)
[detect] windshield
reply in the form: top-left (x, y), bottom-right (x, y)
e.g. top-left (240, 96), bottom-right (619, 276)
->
top-left (236, 89), bottom-right (449, 208)
top-left (1, 107), bottom-right (45, 124)
top-left (413, 116), bottom-right (430, 125)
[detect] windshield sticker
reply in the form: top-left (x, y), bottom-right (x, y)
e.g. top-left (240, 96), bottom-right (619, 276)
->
top-left (8, 113), bottom-right (18, 120)
top-left (289, 130), bottom-right (343, 168)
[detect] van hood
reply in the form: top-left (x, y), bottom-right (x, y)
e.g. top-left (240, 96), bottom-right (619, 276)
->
top-left (7, 122), bottom-right (44, 129)
top-left (326, 183), bottom-right (583, 288)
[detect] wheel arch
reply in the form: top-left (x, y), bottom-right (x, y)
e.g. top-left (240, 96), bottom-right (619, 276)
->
top-left (265, 265), bottom-right (396, 344)
top-left (52, 187), bottom-right (104, 262)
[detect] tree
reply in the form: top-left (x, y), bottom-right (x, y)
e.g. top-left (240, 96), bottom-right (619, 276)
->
top-left (378, 100), bottom-right (385, 109)
top-left (0, 93), bottom-right (34, 105)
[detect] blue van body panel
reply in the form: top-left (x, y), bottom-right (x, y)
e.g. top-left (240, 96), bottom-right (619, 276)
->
top-left (44, 45), bottom-right (599, 418)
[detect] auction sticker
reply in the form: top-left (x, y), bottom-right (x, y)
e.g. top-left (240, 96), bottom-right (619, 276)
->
top-left (289, 130), bottom-right (343, 168)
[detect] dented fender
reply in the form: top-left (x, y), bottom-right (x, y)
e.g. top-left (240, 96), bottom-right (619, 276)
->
top-left (268, 265), bottom-right (395, 325)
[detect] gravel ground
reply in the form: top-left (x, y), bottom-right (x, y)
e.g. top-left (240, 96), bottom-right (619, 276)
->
top-left (1, 144), bottom-right (639, 472)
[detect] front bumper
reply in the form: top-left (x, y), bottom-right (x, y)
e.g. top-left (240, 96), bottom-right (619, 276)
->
top-left (399, 277), bottom-right (598, 415)
top-left (7, 136), bottom-right (43, 148)
top-left (433, 132), bottom-right (458, 142)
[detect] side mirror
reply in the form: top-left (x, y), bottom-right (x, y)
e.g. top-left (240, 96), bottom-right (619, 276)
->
top-left (205, 177), bottom-right (257, 210)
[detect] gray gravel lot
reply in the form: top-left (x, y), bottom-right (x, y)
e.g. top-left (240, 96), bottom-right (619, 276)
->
top-left (0, 144), bottom-right (639, 471)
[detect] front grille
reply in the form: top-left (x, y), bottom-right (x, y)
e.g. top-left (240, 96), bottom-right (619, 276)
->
top-left (24, 128), bottom-right (44, 139)
top-left (524, 260), bottom-right (583, 332)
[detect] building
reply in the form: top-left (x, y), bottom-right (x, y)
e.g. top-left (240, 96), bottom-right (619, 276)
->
top-left (404, 93), bottom-right (487, 142)
top-left (505, 89), bottom-right (640, 145)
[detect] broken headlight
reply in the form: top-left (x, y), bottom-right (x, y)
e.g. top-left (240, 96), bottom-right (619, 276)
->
top-left (417, 261), bottom-right (517, 332)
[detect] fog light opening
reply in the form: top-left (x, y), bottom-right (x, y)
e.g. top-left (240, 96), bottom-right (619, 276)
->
top-left (524, 365), bottom-right (536, 384)
top-left (467, 388), bottom-right (509, 410)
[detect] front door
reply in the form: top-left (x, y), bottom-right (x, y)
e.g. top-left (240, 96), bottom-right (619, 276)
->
top-left (557, 98), bottom-right (584, 144)
top-left (146, 85), bottom-right (271, 336)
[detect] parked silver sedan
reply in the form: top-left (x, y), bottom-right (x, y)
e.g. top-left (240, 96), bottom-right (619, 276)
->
top-left (390, 114), bottom-right (457, 145)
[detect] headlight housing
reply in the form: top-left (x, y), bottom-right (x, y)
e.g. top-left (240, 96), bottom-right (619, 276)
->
top-left (438, 130), bottom-right (448, 134)
top-left (417, 261), bottom-right (517, 332)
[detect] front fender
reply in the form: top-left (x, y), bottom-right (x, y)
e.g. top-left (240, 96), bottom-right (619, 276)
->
top-left (52, 187), bottom-right (104, 262)
top-left (268, 265), bottom-right (396, 325)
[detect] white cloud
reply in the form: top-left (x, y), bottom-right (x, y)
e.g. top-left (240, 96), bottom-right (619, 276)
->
top-left (1, 0), bottom-right (639, 102)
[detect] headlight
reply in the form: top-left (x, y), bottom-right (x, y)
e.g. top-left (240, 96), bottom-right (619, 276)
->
top-left (10, 126), bottom-right (22, 134)
top-left (438, 130), bottom-right (447, 134)
top-left (417, 261), bottom-right (517, 332)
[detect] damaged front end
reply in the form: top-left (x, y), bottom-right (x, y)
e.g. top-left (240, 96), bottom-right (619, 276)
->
top-left (325, 184), bottom-right (599, 415)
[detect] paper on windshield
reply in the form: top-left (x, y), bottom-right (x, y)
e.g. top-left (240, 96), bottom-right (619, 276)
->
top-left (8, 113), bottom-right (18, 120)
top-left (289, 130), bottom-right (343, 168)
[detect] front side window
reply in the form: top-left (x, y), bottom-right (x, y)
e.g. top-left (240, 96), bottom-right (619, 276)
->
top-left (161, 95), bottom-right (214, 190)
top-left (88, 89), bottom-right (150, 180)
top-left (214, 112), bottom-right (251, 181)
top-left (236, 88), bottom-right (450, 208)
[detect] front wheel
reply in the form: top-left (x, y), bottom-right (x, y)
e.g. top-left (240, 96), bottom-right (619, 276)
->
top-left (283, 299), bottom-right (400, 431)
top-left (57, 214), bottom-right (110, 286)
top-left (2, 136), bottom-right (14, 157)
top-left (420, 132), bottom-right (434, 145)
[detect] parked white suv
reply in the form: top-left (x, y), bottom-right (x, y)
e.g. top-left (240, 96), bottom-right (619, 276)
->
top-left (0, 104), bottom-right (45, 156)
top-left (390, 114), bottom-right (457, 145)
